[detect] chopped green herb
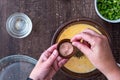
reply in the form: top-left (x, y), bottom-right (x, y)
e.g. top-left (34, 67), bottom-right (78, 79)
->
top-left (74, 51), bottom-right (83, 58)
top-left (97, 0), bottom-right (120, 20)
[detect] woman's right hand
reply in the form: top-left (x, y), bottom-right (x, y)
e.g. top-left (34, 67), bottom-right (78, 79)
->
top-left (71, 29), bottom-right (120, 80)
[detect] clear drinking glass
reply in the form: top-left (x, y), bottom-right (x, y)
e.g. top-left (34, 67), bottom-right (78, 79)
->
top-left (6, 13), bottom-right (32, 38)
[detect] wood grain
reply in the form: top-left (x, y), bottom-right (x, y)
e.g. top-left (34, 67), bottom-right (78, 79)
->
top-left (0, 0), bottom-right (120, 80)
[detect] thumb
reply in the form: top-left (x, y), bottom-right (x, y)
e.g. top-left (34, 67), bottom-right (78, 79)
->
top-left (72, 42), bottom-right (91, 57)
top-left (46, 50), bottom-right (58, 66)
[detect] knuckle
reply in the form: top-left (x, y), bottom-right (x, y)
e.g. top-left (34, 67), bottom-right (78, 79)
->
top-left (96, 37), bottom-right (103, 44)
top-left (49, 56), bottom-right (53, 60)
top-left (49, 54), bottom-right (56, 60)
top-left (102, 35), bottom-right (107, 40)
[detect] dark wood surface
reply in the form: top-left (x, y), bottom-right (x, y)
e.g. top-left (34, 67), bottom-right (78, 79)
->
top-left (0, 0), bottom-right (120, 80)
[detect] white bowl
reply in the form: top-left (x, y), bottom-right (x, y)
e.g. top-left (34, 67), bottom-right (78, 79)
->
top-left (95, 0), bottom-right (120, 23)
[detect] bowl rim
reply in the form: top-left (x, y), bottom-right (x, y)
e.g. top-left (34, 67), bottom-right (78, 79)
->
top-left (51, 18), bottom-right (111, 78)
top-left (94, 0), bottom-right (120, 23)
top-left (0, 55), bottom-right (37, 68)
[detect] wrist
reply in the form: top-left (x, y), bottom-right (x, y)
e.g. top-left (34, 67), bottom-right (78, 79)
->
top-left (105, 65), bottom-right (120, 80)
top-left (29, 74), bottom-right (39, 80)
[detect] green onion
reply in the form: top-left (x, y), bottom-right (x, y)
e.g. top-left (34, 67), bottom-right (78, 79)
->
top-left (97, 0), bottom-right (120, 20)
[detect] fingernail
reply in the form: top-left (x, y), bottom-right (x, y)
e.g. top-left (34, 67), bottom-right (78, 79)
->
top-left (72, 42), bottom-right (77, 46)
top-left (71, 38), bottom-right (75, 42)
top-left (53, 50), bottom-right (58, 56)
top-left (72, 42), bottom-right (80, 49)
top-left (70, 38), bottom-right (73, 42)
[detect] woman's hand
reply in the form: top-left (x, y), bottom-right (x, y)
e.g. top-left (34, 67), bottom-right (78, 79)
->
top-left (29, 44), bottom-right (68, 80)
top-left (71, 29), bottom-right (120, 80)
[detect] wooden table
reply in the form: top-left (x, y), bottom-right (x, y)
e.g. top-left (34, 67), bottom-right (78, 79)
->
top-left (0, 0), bottom-right (120, 80)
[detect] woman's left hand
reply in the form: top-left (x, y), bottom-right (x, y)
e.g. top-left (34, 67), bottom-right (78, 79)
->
top-left (29, 44), bottom-right (68, 80)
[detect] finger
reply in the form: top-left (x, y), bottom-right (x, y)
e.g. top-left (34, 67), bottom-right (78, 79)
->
top-left (71, 32), bottom-right (96, 46)
top-left (82, 28), bottom-right (101, 37)
top-left (46, 44), bottom-right (57, 53)
top-left (46, 50), bottom-right (58, 66)
top-left (40, 44), bottom-right (57, 59)
top-left (57, 56), bottom-right (63, 62)
top-left (43, 44), bottom-right (57, 56)
top-left (42, 56), bottom-right (48, 62)
top-left (82, 40), bottom-right (91, 48)
top-left (58, 59), bottom-right (68, 68)
top-left (52, 59), bottom-right (59, 71)
top-left (40, 51), bottom-right (51, 60)
top-left (72, 42), bottom-right (92, 57)
top-left (53, 56), bottom-right (66, 71)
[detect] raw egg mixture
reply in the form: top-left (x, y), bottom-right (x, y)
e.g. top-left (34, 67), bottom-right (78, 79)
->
top-left (57, 23), bottom-right (101, 73)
